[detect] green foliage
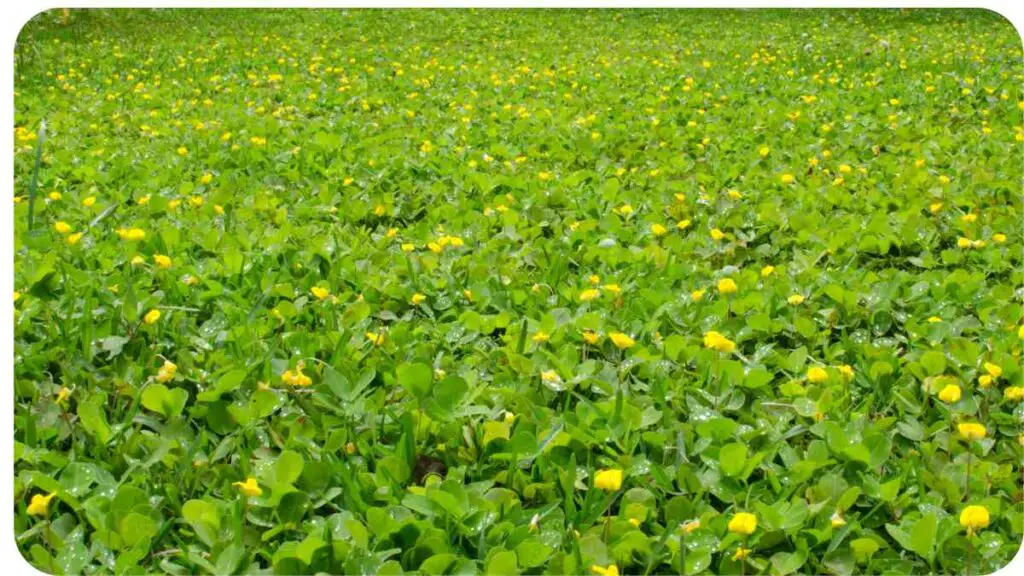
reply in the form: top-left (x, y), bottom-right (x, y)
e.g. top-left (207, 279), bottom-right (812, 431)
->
top-left (13, 7), bottom-right (1024, 575)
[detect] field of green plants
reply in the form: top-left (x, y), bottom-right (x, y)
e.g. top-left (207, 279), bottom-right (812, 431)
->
top-left (13, 8), bottom-right (1024, 575)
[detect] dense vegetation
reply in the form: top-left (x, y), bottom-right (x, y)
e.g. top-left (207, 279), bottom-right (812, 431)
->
top-left (13, 8), bottom-right (1024, 575)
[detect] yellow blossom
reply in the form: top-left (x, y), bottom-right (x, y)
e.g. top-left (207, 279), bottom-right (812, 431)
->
top-left (1004, 387), bottom-right (1024, 401)
top-left (710, 228), bottom-right (725, 241)
top-left (677, 219), bottom-right (691, 230)
top-left (732, 548), bottom-right (751, 561)
top-left (609, 332), bottom-right (635, 350)
top-left (54, 221), bottom-right (72, 234)
top-left (366, 332), bottom-right (385, 346)
top-left (200, 172), bottom-right (213, 184)
top-left (978, 374), bottom-right (993, 388)
top-left (761, 265), bottom-right (775, 277)
top-left (680, 519), bottom-right (701, 534)
top-left (594, 469), bottom-right (623, 492)
top-left (153, 254), bottom-right (172, 269)
top-left (582, 330), bottom-right (600, 345)
top-left (728, 512), bottom-right (757, 535)
top-left (780, 173), bottom-right (795, 184)
top-left (703, 331), bottom-right (736, 353)
top-left (590, 565), bottom-right (619, 576)
top-left (958, 422), bottom-right (986, 441)
top-left (839, 364), bottom-right (854, 380)
top-left (143, 309), bottom-right (161, 325)
top-left (67, 233), bottom-right (83, 245)
top-left (983, 362), bottom-right (1002, 378)
top-left (411, 293), bottom-right (427, 305)
top-left (717, 278), bottom-right (738, 294)
top-left (959, 505), bottom-right (990, 536)
top-left (807, 366), bottom-right (829, 383)
top-left (938, 383), bottom-right (961, 403)
top-left (27, 492), bottom-right (58, 516)
top-left (831, 512), bottom-right (847, 528)
top-left (232, 477), bottom-right (262, 497)
top-left (788, 294), bottom-right (805, 305)
top-left (532, 331), bottom-right (550, 344)
top-left (311, 286), bottom-right (330, 301)
top-left (651, 223), bottom-right (667, 236)
top-left (691, 289), bottom-right (706, 301)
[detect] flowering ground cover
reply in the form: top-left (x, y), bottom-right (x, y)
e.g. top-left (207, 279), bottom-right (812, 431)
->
top-left (12, 8), bottom-right (1024, 575)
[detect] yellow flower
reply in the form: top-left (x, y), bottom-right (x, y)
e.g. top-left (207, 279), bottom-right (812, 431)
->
top-left (200, 172), bottom-right (213, 184)
top-left (411, 293), bottom-right (427, 305)
top-left (281, 363), bottom-right (313, 387)
top-left (788, 294), bottom-right (805, 305)
top-left (591, 565), bottom-right (619, 576)
top-left (168, 199), bottom-right (182, 210)
top-left (938, 384), bottom-right (961, 403)
top-left (401, 243), bottom-right (415, 252)
top-left (67, 232), bottom-right (83, 245)
top-left (691, 289), bottom-right (706, 302)
top-left (532, 331), bottom-right (550, 344)
top-left (27, 492), bottom-right (58, 516)
top-left (831, 512), bottom-right (847, 528)
top-left (594, 469), bottom-right (623, 492)
top-left (780, 173), bottom-right (795, 184)
top-left (156, 360), bottom-right (177, 383)
top-left (503, 411), bottom-right (516, 425)
top-left (188, 195), bottom-right (204, 208)
top-left (615, 203), bottom-right (633, 216)
top-left (177, 146), bottom-right (188, 156)
top-left (732, 548), bottom-right (751, 561)
top-left (82, 196), bottom-right (96, 207)
top-left (14, 291), bottom-right (21, 302)
top-left (759, 146), bottom-right (770, 157)
top-left (929, 202), bottom-right (943, 214)
top-left (651, 223), bottom-right (667, 236)
top-left (992, 233), bottom-right (1007, 243)
top-left (537, 171), bottom-right (552, 181)
top-left (232, 477), bottom-right (263, 497)
top-left (1004, 387), bottom-right (1024, 401)
top-left (761, 265), bottom-right (775, 277)
top-left (983, 362), bottom-right (1002, 378)
top-left (710, 228), bottom-right (725, 241)
top-left (131, 255), bottom-right (146, 266)
top-left (717, 278), bottom-right (737, 294)
top-left (462, 289), bottom-right (473, 302)
top-left (609, 332), bottom-right (635, 350)
top-left (728, 512), bottom-right (757, 535)
top-left (54, 221), bottom-right (72, 235)
top-left (703, 331), bottom-right (736, 353)
top-left (345, 442), bottom-right (357, 455)
top-left (117, 228), bottom-right (146, 241)
top-left (56, 387), bottom-right (71, 403)
top-left (838, 365), bottom-right (854, 380)
top-left (961, 213), bottom-right (977, 223)
top-left (153, 254), bottom-right (172, 269)
top-left (311, 286), bottom-right (330, 301)
top-left (959, 505), bottom-right (990, 536)
top-left (927, 316), bottom-right (942, 323)
top-left (364, 331), bottom-right (386, 346)
top-left (978, 374), bottom-right (993, 388)
top-left (958, 422), bottom-right (986, 441)
top-left (957, 237), bottom-right (973, 249)
top-left (1020, 325), bottom-right (1024, 339)
top-left (48, 191), bottom-right (62, 201)
top-left (582, 330), bottom-right (600, 345)
top-left (602, 283), bottom-right (621, 295)
top-left (541, 370), bottom-right (562, 384)
top-left (807, 366), bottom-right (829, 383)
top-left (250, 136), bottom-right (267, 146)
top-left (680, 519), bottom-right (701, 534)
top-left (677, 219), bottom-right (691, 230)
top-left (143, 309), bottom-right (161, 325)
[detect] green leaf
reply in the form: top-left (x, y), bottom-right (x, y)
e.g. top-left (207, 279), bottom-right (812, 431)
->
top-left (719, 443), bottom-right (748, 477)
top-left (397, 362), bottom-right (433, 400)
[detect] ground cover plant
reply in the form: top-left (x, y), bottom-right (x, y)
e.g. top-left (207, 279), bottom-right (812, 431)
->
top-left (12, 8), bottom-right (1024, 575)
